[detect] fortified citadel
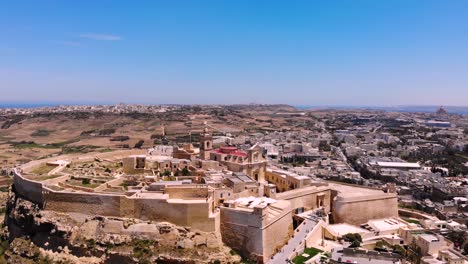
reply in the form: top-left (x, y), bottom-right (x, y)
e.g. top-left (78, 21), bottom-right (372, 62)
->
top-left (10, 128), bottom-right (398, 263)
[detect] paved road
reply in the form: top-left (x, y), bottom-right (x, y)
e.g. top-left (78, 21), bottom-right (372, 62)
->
top-left (269, 219), bottom-right (318, 264)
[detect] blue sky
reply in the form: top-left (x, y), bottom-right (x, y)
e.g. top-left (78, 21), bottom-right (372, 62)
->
top-left (1, 0), bottom-right (467, 106)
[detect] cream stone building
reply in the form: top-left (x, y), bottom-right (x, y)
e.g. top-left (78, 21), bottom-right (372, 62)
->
top-left (209, 145), bottom-right (267, 182)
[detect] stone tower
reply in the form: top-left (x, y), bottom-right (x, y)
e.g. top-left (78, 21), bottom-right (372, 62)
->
top-left (199, 126), bottom-right (213, 160)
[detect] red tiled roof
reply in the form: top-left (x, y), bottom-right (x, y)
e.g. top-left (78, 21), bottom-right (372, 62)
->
top-left (213, 147), bottom-right (248, 157)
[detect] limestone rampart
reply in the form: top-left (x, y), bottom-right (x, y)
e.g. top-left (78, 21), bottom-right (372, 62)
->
top-left (43, 188), bottom-right (125, 217)
top-left (13, 170), bottom-right (44, 205)
top-left (274, 186), bottom-right (332, 213)
top-left (164, 185), bottom-right (209, 199)
top-left (13, 171), bottom-right (216, 232)
top-left (332, 194), bottom-right (398, 225)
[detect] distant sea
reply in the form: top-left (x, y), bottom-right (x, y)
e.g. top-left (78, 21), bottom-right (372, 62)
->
top-left (1, 102), bottom-right (467, 115)
top-left (0, 102), bottom-right (102, 109)
top-left (0, 103), bottom-right (60, 108)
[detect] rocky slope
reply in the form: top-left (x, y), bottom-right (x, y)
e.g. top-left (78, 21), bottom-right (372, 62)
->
top-left (2, 187), bottom-right (240, 263)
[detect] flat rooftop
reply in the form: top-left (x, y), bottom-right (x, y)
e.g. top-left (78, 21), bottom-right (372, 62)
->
top-left (366, 218), bottom-right (407, 232)
top-left (328, 182), bottom-right (386, 198)
top-left (376, 162), bottom-right (420, 169)
top-left (328, 223), bottom-right (371, 237)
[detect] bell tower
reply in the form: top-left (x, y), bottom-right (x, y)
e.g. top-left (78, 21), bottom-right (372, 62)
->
top-left (200, 126), bottom-right (213, 160)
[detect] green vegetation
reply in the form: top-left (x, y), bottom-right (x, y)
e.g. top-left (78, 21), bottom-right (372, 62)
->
top-left (342, 233), bottom-right (362, 248)
top-left (134, 140), bottom-right (145, 149)
top-left (98, 128), bottom-right (116, 136)
top-left (402, 217), bottom-right (421, 225)
top-left (99, 148), bottom-right (114, 153)
top-left (405, 149), bottom-right (468, 176)
top-left (393, 244), bottom-right (406, 256)
top-left (375, 241), bottom-right (385, 248)
top-left (292, 247), bottom-right (323, 264)
top-left (0, 135), bottom-right (13, 142)
top-left (61, 145), bottom-right (100, 154)
top-left (83, 183), bottom-right (101, 188)
top-left (11, 141), bottom-right (62, 149)
top-left (86, 239), bottom-right (96, 247)
top-left (318, 141), bottom-right (331, 151)
top-left (119, 182), bottom-right (129, 190)
top-left (407, 238), bottom-right (422, 264)
top-left (31, 129), bottom-right (51, 137)
top-left (133, 240), bottom-right (154, 261)
top-left (181, 167), bottom-right (190, 176)
top-left (0, 240), bottom-right (9, 264)
top-left (82, 178), bottom-right (91, 185)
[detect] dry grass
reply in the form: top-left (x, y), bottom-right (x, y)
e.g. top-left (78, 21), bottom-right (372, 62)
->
top-left (30, 164), bottom-right (55, 175)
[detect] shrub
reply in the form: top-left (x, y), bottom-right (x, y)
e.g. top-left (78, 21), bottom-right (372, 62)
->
top-left (343, 233), bottom-right (362, 248)
top-left (82, 178), bottom-right (91, 185)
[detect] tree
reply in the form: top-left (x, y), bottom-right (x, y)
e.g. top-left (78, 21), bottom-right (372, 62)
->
top-left (82, 178), bottom-right (91, 185)
top-left (342, 233), bottom-right (362, 248)
top-left (163, 170), bottom-right (171, 176)
top-left (319, 141), bottom-right (331, 152)
top-left (407, 238), bottom-right (422, 264)
top-left (181, 167), bottom-right (190, 176)
top-left (134, 140), bottom-right (144, 149)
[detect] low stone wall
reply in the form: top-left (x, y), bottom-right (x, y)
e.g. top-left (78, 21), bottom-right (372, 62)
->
top-left (164, 185), bottom-right (209, 199)
top-left (398, 208), bottom-right (433, 220)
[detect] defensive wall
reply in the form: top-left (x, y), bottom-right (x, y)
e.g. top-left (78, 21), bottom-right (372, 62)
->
top-left (220, 200), bottom-right (293, 263)
top-left (12, 170), bottom-right (217, 232)
top-left (273, 185), bottom-right (332, 214)
top-left (332, 191), bottom-right (398, 225)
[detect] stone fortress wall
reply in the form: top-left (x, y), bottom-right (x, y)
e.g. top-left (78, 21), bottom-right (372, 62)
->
top-left (329, 183), bottom-right (399, 226)
top-left (13, 171), bottom-right (217, 232)
top-left (13, 171), bottom-right (44, 205)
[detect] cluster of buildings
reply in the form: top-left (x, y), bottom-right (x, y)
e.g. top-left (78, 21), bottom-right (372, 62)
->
top-left (0, 103), bottom-right (172, 115)
top-left (9, 105), bottom-right (468, 263)
top-left (14, 126), bottom-right (402, 264)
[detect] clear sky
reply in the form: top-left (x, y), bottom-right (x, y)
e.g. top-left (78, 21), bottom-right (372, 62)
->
top-left (1, 0), bottom-right (467, 106)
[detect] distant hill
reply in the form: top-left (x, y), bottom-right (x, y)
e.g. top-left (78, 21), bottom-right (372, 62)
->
top-left (297, 105), bottom-right (468, 115)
